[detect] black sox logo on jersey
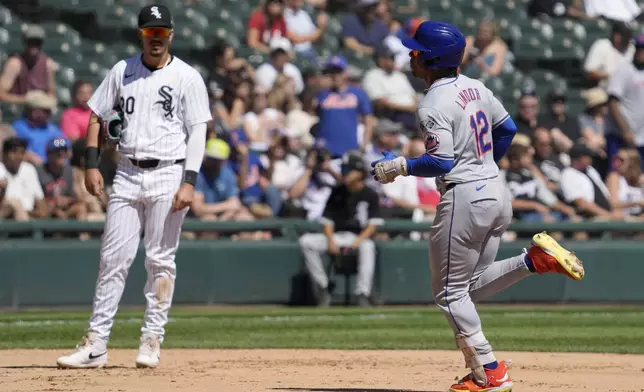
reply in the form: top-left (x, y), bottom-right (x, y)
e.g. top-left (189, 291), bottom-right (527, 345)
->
top-left (155, 85), bottom-right (175, 119)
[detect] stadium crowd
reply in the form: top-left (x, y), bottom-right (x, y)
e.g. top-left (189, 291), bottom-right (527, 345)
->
top-left (0, 0), bottom-right (644, 243)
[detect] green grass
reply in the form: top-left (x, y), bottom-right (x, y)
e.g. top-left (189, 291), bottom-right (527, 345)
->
top-left (0, 306), bottom-right (643, 353)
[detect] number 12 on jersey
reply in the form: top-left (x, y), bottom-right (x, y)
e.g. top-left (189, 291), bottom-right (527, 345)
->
top-left (469, 110), bottom-right (491, 157)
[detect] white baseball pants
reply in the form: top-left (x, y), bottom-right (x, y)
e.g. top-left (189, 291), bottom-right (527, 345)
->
top-left (299, 232), bottom-right (376, 296)
top-left (88, 156), bottom-right (187, 343)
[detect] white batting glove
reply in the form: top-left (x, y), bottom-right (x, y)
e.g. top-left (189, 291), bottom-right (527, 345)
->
top-left (372, 156), bottom-right (408, 184)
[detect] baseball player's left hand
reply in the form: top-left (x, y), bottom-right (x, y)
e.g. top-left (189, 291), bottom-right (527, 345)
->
top-left (172, 183), bottom-right (194, 212)
top-left (370, 151), bottom-right (408, 184)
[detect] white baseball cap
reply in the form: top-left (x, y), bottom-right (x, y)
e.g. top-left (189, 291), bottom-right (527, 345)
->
top-left (269, 36), bottom-right (292, 54)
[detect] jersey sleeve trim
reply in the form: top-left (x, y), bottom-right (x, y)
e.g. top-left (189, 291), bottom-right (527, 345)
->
top-left (492, 114), bottom-right (510, 129)
top-left (319, 217), bottom-right (334, 227)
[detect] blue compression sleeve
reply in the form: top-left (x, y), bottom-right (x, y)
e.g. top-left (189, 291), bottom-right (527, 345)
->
top-left (492, 116), bottom-right (517, 162)
top-left (405, 154), bottom-right (454, 177)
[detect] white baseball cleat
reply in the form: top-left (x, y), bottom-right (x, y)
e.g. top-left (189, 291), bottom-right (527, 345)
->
top-left (56, 332), bottom-right (108, 369)
top-left (135, 333), bottom-right (161, 368)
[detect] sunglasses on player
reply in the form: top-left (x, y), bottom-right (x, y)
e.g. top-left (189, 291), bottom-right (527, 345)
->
top-left (140, 27), bottom-right (171, 38)
top-left (410, 50), bottom-right (422, 57)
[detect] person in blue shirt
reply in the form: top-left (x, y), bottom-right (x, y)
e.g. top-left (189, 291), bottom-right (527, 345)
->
top-left (229, 129), bottom-right (283, 217)
top-left (341, 0), bottom-right (389, 56)
top-left (191, 138), bottom-right (247, 221)
top-left (12, 90), bottom-right (63, 165)
top-left (315, 55), bottom-right (375, 159)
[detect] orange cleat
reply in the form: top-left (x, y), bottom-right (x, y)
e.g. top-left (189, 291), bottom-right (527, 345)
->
top-left (449, 360), bottom-right (513, 392)
top-left (527, 232), bottom-right (585, 280)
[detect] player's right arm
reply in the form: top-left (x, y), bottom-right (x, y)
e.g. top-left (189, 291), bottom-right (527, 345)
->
top-left (84, 62), bottom-right (122, 196)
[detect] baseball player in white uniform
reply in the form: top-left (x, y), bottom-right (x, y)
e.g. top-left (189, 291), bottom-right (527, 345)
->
top-left (371, 21), bottom-right (585, 392)
top-left (57, 4), bottom-right (211, 369)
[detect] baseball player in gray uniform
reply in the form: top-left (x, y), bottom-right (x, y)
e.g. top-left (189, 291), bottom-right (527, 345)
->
top-left (606, 32), bottom-right (644, 171)
top-left (57, 4), bottom-right (211, 369)
top-left (371, 21), bottom-right (585, 392)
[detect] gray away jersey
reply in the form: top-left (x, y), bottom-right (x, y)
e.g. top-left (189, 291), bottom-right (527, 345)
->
top-left (606, 61), bottom-right (644, 146)
top-left (88, 55), bottom-right (212, 161)
top-left (416, 74), bottom-right (509, 184)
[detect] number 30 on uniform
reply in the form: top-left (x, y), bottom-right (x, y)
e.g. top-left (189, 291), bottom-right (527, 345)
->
top-left (469, 110), bottom-right (491, 157)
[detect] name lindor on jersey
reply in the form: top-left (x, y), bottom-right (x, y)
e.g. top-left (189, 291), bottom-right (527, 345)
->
top-left (455, 87), bottom-right (482, 110)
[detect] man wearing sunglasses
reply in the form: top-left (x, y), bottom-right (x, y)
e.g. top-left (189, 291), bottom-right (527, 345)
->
top-left (0, 24), bottom-right (57, 105)
top-left (56, 4), bottom-right (211, 370)
top-left (370, 21), bottom-right (585, 392)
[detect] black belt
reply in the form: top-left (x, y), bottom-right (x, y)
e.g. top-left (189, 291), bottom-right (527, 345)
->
top-left (445, 183), bottom-right (456, 191)
top-left (129, 158), bottom-right (185, 169)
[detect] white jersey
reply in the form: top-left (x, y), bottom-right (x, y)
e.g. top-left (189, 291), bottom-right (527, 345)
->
top-left (416, 74), bottom-right (509, 184)
top-left (88, 55), bottom-right (212, 160)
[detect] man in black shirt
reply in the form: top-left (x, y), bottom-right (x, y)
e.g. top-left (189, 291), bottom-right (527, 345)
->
top-left (515, 90), bottom-right (540, 137)
top-left (532, 127), bottom-right (566, 197)
top-left (299, 150), bottom-right (383, 307)
top-left (505, 144), bottom-right (577, 222)
top-left (538, 89), bottom-right (581, 152)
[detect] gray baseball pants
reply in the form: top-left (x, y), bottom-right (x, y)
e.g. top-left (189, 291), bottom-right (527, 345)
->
top-left (430, 178), bottom-right (531, 369)
top-left (299, 232), bottom-right (376, 295)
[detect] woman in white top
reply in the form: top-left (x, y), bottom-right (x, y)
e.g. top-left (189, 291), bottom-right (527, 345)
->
top-left (243, 85), bottom-right (285, 152)
top-left (606, 148), bottom-right (644, 217)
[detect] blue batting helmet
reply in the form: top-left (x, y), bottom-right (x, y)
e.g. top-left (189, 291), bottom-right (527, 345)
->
top-left (402, 21), bottom-right (466, 69)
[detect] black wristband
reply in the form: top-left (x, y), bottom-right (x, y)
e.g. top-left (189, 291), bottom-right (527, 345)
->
top-left (85, 147), bottom-right (100, 169)
top-left (183, 170), bottom-right (198, 186)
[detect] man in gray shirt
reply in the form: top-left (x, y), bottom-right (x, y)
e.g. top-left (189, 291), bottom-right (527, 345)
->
top-left (36, 137), bottom-right (87, 220)
top-left (606, 33), bottom-right (644, 171)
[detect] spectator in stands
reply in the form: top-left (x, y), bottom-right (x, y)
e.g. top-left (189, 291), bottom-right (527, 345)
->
top-left (255, 37), bottom-right (305, 95)
top-left (583, 22), bottom-right (634, 89)
top-left (461, 20), bottom-right (509, 77)
top-left (191, 139), bottom-right (252, 222)
top-left (315, 55), bottom-right (374, 159)
top-left (247, 0), bottom-right (288, 53)
top-left (70, 139), bottom-right (105, 220)
top-left (285, 89), bottom-right (319, 140)
top-left (583, 0), bottom-right (642, 22)
top-left (0, 25), bottom-right (57, 106)
top-left (364, 118), bottom-right (404, 167)
top-left (606, 148), bottom-right (644, 218)
top-left (284, 0), bottom-right (328, 63)
top-left (505, 144), bottom-right (577, 223)
top-left (384, 17), bottom-right (424, 71)
top-left (539, 89), bottom-right (579, 153)
top-left (260, 134), bottom-right (306, 199)
top-left (0, 137), bottom-right (48, 221)
top-left (60, 81), bottom-right (93, 142)
top-left (12, 90), bottom-right (63, 165)
top-left (514, 89), bottom-right (540, 137)
top-left (243, 86), bottom-right (285, 152)
top-left (207, 42), bottom-right (255, 103)
top-left (267, 74), bottom-right (301, 113)
top-left (299, 151), bottom-right (381, 307)
top-left (291, 143), bottom-right (342, 219)
top-left (36, 137), bottom-right (87, 221)
top-left (0, 123), bottom-right (16, 157)
top-left (230, 130), bottom-right (284, 218)
top-left (527, 0), bottom-right (587, 19)
top-left (560, 144), bottom-right (622, 219)
top-left (362, 47), bottom-right (418, 132)
top-left (532, 127), bottom-right (566, 196)
top-left (341, 0), bottom-right (389, 56)
top-left (578, 87), bottom-right (608, 155)
top-left (215, 78), bottom-right (252, 131)
top-left (606, 34), bottom-right (644, 172)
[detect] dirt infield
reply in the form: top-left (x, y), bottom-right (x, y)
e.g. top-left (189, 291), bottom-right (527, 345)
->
top-left (1, 349), bottom-right (642, 392)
